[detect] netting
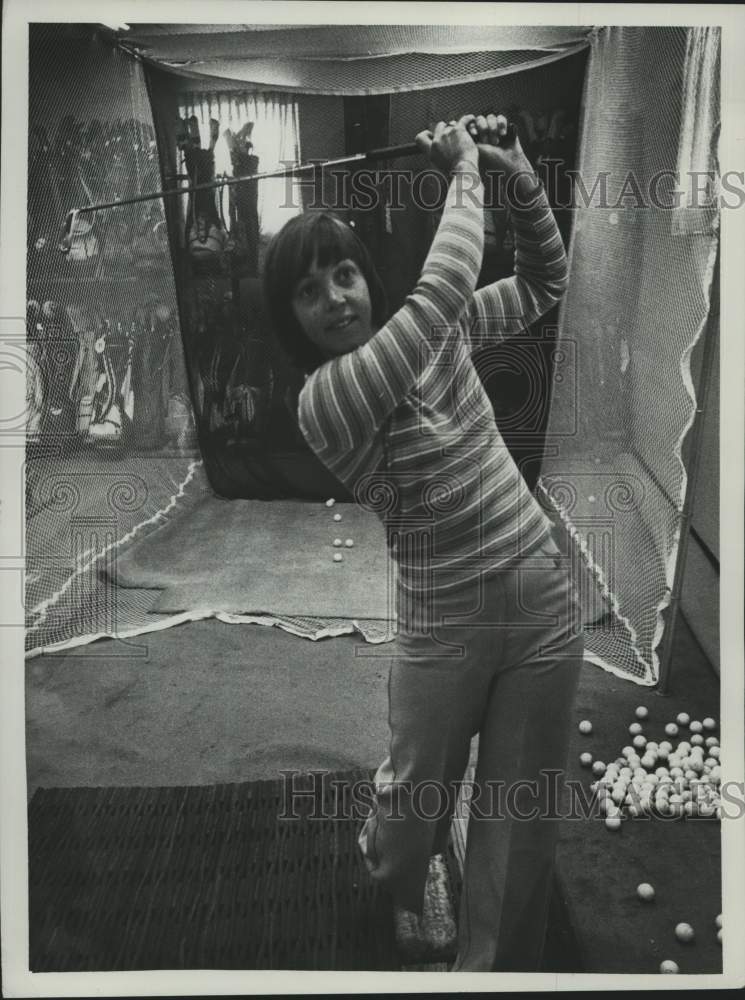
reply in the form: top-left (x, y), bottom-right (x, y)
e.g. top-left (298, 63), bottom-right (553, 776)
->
top-left (26, 25), bottom-right (718, 684)
top-left (538, 27), bottom-right (720, 684)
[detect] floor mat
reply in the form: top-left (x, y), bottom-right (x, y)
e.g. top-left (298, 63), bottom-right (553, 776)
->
top-left (28, 771), bottom-right (461, 972)
top-left (111, 497), bottom-right (393, 621)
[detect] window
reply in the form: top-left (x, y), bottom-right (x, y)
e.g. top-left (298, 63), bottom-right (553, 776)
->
top-left (178, 91), bottom-right (302, 236)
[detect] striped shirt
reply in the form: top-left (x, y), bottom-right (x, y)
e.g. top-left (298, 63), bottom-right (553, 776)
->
top-left (298, 168), bottom-right (569, 606)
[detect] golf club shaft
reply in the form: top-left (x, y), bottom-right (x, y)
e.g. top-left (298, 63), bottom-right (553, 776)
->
top-left (61, 142), bottom-right (420, 237)
top-left (60, 121), bottom-right (517, 248)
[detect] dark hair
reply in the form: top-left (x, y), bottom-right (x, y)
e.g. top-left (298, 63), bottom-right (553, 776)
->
top-left (262, 211), bottom-right (388, 373)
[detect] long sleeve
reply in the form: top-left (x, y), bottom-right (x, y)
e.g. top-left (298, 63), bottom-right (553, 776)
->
top-left (460, 182), bottom-right (569, 354)
top-left (298, 168), bottom-right (484, 459)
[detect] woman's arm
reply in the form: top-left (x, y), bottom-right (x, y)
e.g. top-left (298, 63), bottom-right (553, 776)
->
top-left (299, 120), bottom-right (484, 459)
top-left (461, 116), bottom-right (569, 354)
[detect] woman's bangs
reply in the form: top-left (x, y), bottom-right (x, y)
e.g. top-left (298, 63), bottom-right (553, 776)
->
top-left (302, 215), bottom-right (359, 273)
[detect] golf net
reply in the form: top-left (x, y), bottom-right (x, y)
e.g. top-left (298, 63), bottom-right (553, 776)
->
top-left (25, 25), bottom-right (719, 686)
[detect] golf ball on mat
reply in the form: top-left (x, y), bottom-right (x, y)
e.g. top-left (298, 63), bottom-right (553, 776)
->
top-left (629, 722), bottom-right (643, 735)
top-left (325, 498), bottom-right (336, 507)
top-left (703, 718), bottom-right (716, 730)
top-left (715, 914), bottom-right (722, 929)
top-left (592, 761), bottom-right (606, 775)
top-left (690, 734), bottom-right (704, 746)
top-left (333, 538), bottom-right (343, 547)
top-left (637, 883), bottom-right (655, 901)
top-left (665, 723), bottom-right (679, 737)
top-left (344, 538), bottom-right (354, 548)
top-left (635, 706), bottom-right (649, 719)
top-left (689, 720), bottom-right (703, 733)
top-left (675, 923), bottom-right (695, 943)
top-left (580, 752), bottom-right (593, 767)
top-left (677, 713), bottom-right (690, 726)
top-left (333, 513), bottom-right (342, 522)
top-left (633, 735), bottom-right (647, 749)
top-left (660, 960), bottom-right (679, 974)
top-left (579, 720), bottom-right (593, 734)
top-left (333, 553), bottom-right (343, 563)
top-left (605, 815), bottom-right (622, 831)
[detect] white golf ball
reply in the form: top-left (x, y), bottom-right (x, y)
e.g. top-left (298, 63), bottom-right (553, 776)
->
top-left (605, 815), bottom-right (622, 831)
top-left (579, 720), bottom-right (593, 734)
top-left (690, 734), bottom-right (704, 746)
top-left (677, 713), bottom-right (690, 726)
top-left (660, 960), bottom-right (679, 974)
top-left (635, 706), bottom-right (649, 720)
top-left (715, 913), bottom-right (722, 929)
top-left (703, 718), bottom-right (716, 731)
top-left (705, 737), bottom-right (719, 748)
top-left (633, 735), bottom-right (647, 749)
top-left (325, 498), bottom-right (336, 508)
top-left (333, 553), bottom-right (343, 563)
top-left (675, 922), bottom-right (695, 943)
top-left (659, 741), bottom-right (673, 753)
top-left (333, 538), bottom-right (343, 547)
top-left (637, 882), bottom-right (655, 901)
top-left (709, 746), bottom-right (720, 759)
top-left (333, 513), bottom-right (342, 522)
top-left (592, 761), bottom-right (606, 776)
top-left (717, 928), bottom-right (722, 945)
top-left (344, 538), bottom-right (354, 548)
top-left (580, 752), bottom-right (593, 767)
top-left (665, 723), bottom-right (679, 737)
top-left (629, 722), bottom-right (643, 735)
top-left (689, 720), bottom-right (703, 734)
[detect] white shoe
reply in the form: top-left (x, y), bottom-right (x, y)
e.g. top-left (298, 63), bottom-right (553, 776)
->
top-left (394, 854), bottom-right (457, 964)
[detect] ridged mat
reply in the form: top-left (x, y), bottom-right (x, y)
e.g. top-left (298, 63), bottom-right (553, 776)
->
top-left (28, 770), bottom-right (462, 972)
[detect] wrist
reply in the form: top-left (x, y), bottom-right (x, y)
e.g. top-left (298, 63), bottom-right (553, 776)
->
top-left (451, 157), bottom-right (480, 176)
top-left (506, 169), bottom-right (544, 209)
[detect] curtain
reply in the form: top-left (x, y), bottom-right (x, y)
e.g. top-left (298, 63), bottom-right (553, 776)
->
top-left (178, 91), bottom-right (302, 235)
top-left (672, 27), bottom-right (721, 236)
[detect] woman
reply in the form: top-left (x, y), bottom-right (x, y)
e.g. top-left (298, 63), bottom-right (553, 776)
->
top-left (264, 114), bottom-right (583, 972)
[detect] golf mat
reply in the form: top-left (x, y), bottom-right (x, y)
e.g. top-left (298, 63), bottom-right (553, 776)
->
top-left (110, 497), bottom-right (393, 621)
top-left (28, 770), bottom-right (461, 972)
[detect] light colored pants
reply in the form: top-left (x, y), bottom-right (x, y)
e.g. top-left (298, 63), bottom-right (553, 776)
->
top-left (358, 533), bottom-right (584, 972)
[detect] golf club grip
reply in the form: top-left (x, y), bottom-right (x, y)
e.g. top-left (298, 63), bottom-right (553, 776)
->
top-left (365, 123), bottom-right (517, 163)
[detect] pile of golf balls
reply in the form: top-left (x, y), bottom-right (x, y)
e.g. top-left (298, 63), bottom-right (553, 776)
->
top-left (585, 710), bottom-right (721, 822)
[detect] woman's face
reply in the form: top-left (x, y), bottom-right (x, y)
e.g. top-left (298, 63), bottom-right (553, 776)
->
top-left (291, 256), bottom-right (374, 359)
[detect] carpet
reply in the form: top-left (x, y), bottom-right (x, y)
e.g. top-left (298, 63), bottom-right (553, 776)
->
top-left (110, 497), bottom-right (393, 621)
top-left (28, 770), bottom-right (461, 972)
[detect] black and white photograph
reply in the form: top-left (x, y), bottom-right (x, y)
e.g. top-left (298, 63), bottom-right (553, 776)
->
top-left (1, 1), bottom-right (744, 994)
